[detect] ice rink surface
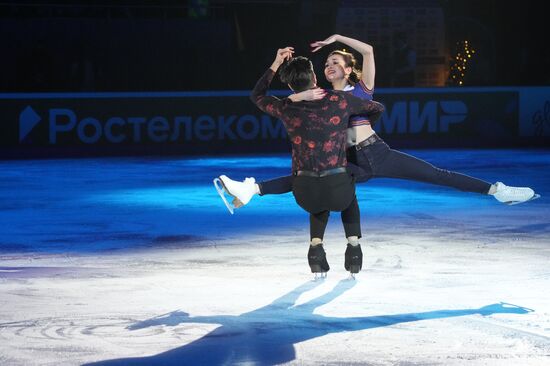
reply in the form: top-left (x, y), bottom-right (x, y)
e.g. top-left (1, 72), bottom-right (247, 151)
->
top-left (1, 149), bottom-right (549, 365)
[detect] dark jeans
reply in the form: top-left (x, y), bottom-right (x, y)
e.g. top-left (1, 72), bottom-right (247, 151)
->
top-left (292, 173), bottom-right (361, 240)
top-left (258, 135), bottom-right (491, 196)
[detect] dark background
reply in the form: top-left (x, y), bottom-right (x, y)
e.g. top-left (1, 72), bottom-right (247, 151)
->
top-left (1, 0), bottom-right (548, 93)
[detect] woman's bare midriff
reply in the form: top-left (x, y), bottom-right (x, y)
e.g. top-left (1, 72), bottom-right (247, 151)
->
top-left (347, 124), bottom-right (376, 146)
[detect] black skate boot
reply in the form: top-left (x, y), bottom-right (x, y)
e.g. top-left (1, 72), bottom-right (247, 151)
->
top-left (345, 243), bottom-right (362, 276)
top-left (308, 244), bottom-right (330, 278)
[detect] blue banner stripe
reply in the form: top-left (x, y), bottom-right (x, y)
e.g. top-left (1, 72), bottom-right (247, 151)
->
top-left (0, 87), bottom-right (534, 100)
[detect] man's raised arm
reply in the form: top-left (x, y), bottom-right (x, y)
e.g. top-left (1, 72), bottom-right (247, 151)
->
top-left (250, 47), bottom-right (294, 118)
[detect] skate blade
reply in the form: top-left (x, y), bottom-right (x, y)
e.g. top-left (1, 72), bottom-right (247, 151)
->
top-left (213, 178), bottom-right (234, 214)
top-left (313, 272), bottom-right (327, 281)
top-left (505, 193), bottom-right (541, 206)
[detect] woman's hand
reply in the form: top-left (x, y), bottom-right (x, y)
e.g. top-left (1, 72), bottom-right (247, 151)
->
top-left (289, 87), bottom-right (327, 102)
top-left (270, 47), bottom-right (294, 72)
top-left (310, 34), bottom-right (340, 53)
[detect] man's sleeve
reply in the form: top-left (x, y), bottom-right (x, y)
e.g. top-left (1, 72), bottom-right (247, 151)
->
top-left (250, 69), bottom-right (284, 119)
top-left (346, 94), bottom-right (385, 126)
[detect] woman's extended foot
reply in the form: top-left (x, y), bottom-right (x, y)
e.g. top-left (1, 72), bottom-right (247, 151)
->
top-left (491, 182), bottom-right (540, 205)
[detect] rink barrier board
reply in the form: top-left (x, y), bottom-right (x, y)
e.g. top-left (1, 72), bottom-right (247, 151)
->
top-left (1, 87), bottom-right (549, 158)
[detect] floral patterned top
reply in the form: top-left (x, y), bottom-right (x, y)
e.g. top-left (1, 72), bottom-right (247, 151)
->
top-left (251, 69), bottom-right (384, 173)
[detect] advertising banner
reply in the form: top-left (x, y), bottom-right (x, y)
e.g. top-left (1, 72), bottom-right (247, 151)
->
top-left (1, 87), bottom-right (548, 158)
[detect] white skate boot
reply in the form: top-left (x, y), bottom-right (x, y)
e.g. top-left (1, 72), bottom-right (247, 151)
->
top-left (492, 182), bottom-right (540, 205)
top-left (213, 175), bottom-right (257, 214)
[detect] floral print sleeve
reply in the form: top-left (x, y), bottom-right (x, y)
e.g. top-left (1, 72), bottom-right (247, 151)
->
top-left (250, 69), bottom-right (285, 119)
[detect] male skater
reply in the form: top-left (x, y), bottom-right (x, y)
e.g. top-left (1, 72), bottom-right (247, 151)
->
top-left (216, 47), bottom-right (384, 277)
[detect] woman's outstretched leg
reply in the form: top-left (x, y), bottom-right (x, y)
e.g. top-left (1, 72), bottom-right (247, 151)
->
top-left (356, 140), bottom-right (538, 204)
top-left (375, 148), bottom-right (492, 193)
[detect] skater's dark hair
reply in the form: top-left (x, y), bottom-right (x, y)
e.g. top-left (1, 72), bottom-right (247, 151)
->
top-left (279, 56), bottom-right (315, 92)
top-left (328, 50), bottom-right (362, 85)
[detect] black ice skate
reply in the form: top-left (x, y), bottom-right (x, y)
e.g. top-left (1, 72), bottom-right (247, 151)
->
top-left (308, 244), bottom-right (329, 280)
top-left (345, 244), bottom-right (363, 279)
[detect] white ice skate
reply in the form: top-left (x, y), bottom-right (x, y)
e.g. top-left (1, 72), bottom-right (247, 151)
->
top-left (492, 182), bottom-right (540, 205)
top-left (213, 175), bottom-right (257, 214)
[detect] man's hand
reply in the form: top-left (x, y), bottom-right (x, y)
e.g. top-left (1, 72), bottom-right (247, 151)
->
top-left (270, 47), bottom-right (294, 72)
